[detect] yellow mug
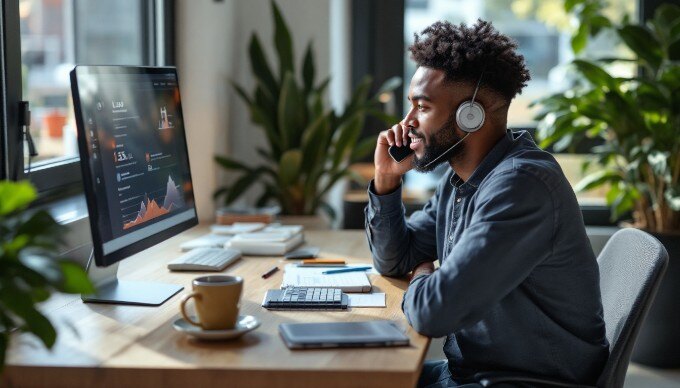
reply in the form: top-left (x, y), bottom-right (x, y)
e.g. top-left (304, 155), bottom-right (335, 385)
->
top-left (180, 275), bottom-right (243, 330)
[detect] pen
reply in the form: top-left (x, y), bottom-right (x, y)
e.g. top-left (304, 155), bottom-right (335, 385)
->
top-left (261, 266), bottom-right (279, 279)
top-left (322, 266), bottom-right (372, 275)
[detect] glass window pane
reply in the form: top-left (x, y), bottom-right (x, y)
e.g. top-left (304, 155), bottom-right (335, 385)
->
top-left (404, 0), bottom-right (636, 127)
top-left (402, 0), bottom-right (637, 201)
top-left (20, 0), bottom-right (146, 169)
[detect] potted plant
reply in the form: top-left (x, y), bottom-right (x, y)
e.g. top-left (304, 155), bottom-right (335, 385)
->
top-left (535, 1), bottom-right (680, 367)
top-left (0, 180), bottom-right (94, 370)
top-left (214, 0), bottom-right (400, 224)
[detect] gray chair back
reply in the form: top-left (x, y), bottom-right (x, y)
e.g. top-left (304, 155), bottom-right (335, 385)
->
top-left (596, 228), bottom-right (669, 388)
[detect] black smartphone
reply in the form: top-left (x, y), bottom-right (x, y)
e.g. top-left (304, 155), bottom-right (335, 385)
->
top-left (388, 137), bottom-right (413, 163)
top-left (284, 247), bottom-right (321, 260)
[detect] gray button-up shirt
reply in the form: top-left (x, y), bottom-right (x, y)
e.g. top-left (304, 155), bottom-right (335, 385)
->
top-left (365, 130), bottom-right (609, 383)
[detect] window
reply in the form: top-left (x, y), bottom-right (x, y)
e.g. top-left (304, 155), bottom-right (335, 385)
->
top-left (1, 0), bottom-right (174, 194)
top-left (402, 0), bottom-right (638, 205)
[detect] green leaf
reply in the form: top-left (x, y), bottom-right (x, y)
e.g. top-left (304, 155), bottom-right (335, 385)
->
top-left (214, 156), bottom-right (251, 172)
top-left (318, 201), bottom-right (337, 221)
top-left (665, 186), bottom-right (680, 211)
top-left (277, 72), bottom-right (304, 149)
top-left (230, 81), bottom-right (252, 106)
top-left (302, 41), bottom-right (315, 93)
top-left (350, 137), bottom-right (377, 162)
top-left (565, 0), bottom-right (582, 12)
top-left (332, 114), bottom-right (364, 169)
top-left (279, 149), bottom-right (303, 186)
top-left (654, 4), bottom-right (680, 30)
top-left (271, 0), bottom-right (294, 81)
top-left (0, 181), bottom-right (37, 215)
top-left (617, 25), bottom-right (663, 72)
top-left (301, 114), bottom-right (330, 173)
top-left (574, 169), bottom-right (622, 192)
top-left (225, 169), bottom-right (266, 204)
top-left (668, 39), bottom-right (680, 61)
top-left (0, 287), bottom-right (56, 348)
top-left (58, 261), bottom-right (95, 294)
top-left (572, 59), bottom-right (617, 89)
top-left (248, 34), bottom-right (278, 98)
top-left (572, 24), bottom-right (589, 54)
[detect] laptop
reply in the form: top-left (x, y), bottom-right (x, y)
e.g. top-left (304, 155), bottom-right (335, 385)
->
top-left (278, 320), bottom-right (410, 349)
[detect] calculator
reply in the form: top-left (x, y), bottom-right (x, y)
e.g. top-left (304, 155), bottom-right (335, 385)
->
top-left (262, 287), bottom-right (349, 310)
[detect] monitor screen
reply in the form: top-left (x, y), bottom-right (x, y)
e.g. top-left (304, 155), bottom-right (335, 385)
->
top-left (71, 66), bottom-right (198, 267)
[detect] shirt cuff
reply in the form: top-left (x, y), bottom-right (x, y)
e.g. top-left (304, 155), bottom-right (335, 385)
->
top-left (367, 179), bottom-right (404, 217)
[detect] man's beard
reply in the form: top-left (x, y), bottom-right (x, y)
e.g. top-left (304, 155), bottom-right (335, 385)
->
top-left (412, 111), bottom-right (466, 173)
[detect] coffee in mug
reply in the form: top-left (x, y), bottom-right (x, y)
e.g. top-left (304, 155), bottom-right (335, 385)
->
top-left (180, 275), bottom-right (243, 330)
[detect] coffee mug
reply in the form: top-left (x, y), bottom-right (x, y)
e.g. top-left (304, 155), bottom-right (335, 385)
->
top-left (180, 275), bottom-right (243, 330)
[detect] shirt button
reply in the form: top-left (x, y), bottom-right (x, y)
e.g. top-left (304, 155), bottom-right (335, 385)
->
top-left (448, 234), bottom-right (454, 241)
top-left (456, 198), bottom-right (461, 203)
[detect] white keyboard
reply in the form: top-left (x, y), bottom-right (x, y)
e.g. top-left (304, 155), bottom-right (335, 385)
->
top-left (168, 248), bottom-right (242, 271)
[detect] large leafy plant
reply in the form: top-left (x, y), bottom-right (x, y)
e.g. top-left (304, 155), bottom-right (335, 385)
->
top-left (535, 2), bottom-right (680, 233)
top-left (214, 1), bottom-right (400, 219)
top-left (0, 181), bottom-right (94, 370)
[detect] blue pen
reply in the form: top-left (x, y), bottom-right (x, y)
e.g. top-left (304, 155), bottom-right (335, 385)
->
top-left (322, 266), bottom-right (372, 275)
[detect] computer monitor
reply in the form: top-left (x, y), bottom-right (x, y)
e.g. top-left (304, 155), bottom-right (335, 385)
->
top-left (71, 65), bottom-right (198, 305)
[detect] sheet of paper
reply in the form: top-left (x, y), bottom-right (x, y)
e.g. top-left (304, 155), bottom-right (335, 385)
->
top-left (281, 264), bottom-right (373, 292)
top-left (348, 293), bottom-right (386, 308)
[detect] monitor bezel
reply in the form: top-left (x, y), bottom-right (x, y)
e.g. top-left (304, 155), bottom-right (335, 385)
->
top-left (71, 65), bottom-right (198, 267)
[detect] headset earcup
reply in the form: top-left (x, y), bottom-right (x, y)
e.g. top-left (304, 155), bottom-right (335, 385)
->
top-left (455, 101), bottom-right (485, 133)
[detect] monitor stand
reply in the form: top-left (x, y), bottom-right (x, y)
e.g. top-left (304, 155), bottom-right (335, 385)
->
top-left (81, 250), bottom-right (183, 306)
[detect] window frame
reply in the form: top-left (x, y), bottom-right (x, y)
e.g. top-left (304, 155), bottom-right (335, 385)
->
top-left (0, 0), bottom-right (175, 197)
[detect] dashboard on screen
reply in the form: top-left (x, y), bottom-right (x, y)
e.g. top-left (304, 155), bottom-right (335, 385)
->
top-left (71, 66), bottom-right (198, 266)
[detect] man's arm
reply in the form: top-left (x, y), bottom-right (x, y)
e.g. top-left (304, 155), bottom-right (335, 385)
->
top-left (402, 171), bottom-right (555, 337)
top-left (365, 180), bottom-right (440, 277)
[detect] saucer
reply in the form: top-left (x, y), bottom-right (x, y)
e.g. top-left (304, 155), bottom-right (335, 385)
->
top-left (173, 315), bottom-right (260, 340)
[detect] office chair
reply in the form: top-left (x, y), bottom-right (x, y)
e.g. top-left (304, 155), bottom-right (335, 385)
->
top-left (473, 228), bottom-right (669, 388)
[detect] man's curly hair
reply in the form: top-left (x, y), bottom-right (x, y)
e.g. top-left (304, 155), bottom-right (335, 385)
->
top-left (409, 20), bottom-right (530, 101)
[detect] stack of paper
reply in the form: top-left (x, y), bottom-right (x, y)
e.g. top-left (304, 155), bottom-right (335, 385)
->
top-left (281, 264), bottom-right (372, 293)
top-left (226, 225), bottom-right (304, 255)
top-left (210, 222), bottom-right (266, 235)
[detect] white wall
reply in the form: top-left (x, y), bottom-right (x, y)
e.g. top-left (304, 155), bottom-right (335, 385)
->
top-left (176, 0), bottom-right (235, 222)
top-left (176, 0), bottom-right (336, 221)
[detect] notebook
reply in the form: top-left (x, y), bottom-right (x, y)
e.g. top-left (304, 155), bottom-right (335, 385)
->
top-left (278, 321), bottom-right (409, 349)
top-left (281, 264), bottom-right (372, 293)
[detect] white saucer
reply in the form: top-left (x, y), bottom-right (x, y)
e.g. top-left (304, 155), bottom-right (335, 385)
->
top-left (173, 315), bottom-right (260, 340)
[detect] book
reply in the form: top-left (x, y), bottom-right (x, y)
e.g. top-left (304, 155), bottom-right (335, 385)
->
top-left (215, 206), bottom-right (280, 225)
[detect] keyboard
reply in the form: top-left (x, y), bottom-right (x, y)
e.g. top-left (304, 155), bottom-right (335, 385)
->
top-left (167, 248), bottom-right (241, 271)
top-left (262, 287), bottom-right (348, 310)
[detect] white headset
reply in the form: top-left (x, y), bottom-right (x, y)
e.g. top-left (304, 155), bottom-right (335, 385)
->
top-left (455, 70), bottom-right (486, 133)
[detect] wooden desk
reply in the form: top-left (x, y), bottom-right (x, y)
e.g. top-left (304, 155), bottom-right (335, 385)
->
top-left (5, 227), bottom-right (430, 388)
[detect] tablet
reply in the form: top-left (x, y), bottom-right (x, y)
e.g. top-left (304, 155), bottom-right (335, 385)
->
top-left (278, 320), bottom-right (410, 349)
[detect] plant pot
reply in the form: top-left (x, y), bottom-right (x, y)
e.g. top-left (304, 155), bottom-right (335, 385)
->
top-left (277, 214), bottom-right (332, 230)
top-left (43, 111), bottom-right (66, 138)
top-left (631, 231), bottom-right (680, 368)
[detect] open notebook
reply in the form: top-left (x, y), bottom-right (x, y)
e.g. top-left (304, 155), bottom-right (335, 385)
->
top-left (281, 264), bottom-right (372, 293)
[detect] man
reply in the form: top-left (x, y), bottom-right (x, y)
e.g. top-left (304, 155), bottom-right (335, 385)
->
top-left (365, 20), bottom-right (609, 386)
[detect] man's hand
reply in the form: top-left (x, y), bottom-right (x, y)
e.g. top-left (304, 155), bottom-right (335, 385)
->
top-left (374, 123), bottom-right (414, 195)
top-left (411, 261), bottom-right (435, 281)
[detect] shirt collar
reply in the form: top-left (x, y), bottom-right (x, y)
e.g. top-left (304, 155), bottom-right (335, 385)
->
top-left (449, 129), bottom-right (525, 191)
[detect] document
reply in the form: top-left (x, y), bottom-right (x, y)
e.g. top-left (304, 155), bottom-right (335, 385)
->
top-left (281, 264), bottom-right (373, 293)
top-left (348, 293), bottom-right (386, 308)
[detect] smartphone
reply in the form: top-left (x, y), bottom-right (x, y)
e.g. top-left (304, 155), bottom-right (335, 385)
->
top-left (388, 137), bottom-right (413, 163)
top-left (284, 247), bottom-right (320, 260)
